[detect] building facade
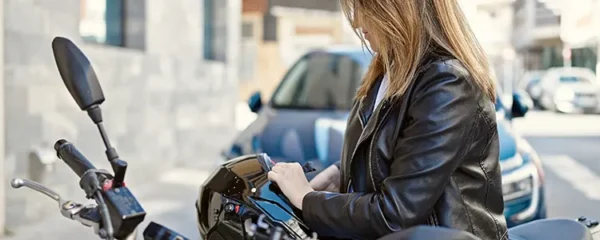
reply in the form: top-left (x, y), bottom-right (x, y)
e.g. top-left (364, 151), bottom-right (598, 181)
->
top-left (1, 0), bottom-right (240, 231)
top-left (560, 0), bottom-right (600, 75)
top-left (461, 0), bottom-right (520, 95)
top-left (0, 0), bottom-right (5, 235)
top-left (513, 0), bottom-right (598, 73)
top-left (239, 0), bottom-right (344, 102)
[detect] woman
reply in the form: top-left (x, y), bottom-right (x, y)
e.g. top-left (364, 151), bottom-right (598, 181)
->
top-left (267, 0), bottom-right (508, 239)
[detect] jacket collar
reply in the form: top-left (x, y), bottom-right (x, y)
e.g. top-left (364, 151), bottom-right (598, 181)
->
top-left (353, 53), bottom-right (450, 152)
top-left (358, 75), bottom-right (385, 125)
top-left (350, 75), bottom-right (390, 166)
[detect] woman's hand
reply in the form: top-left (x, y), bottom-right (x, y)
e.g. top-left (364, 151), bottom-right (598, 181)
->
top-left (268, 162), bottom-right (314, 210)
top-left (309, 164), bottom-right (341, 192)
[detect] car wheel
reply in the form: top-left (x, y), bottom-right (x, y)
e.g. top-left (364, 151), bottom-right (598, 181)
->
top-left (541, 94), bottom-right (558, 112)
top-left (532, 100), bottom-right (542, 110)
top-left (538, 96), bottom-right (549, 111)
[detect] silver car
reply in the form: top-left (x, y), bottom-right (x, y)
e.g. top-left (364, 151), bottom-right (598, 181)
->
top-left (538, 67), bottom-right (600, 114)
top-left (518, 70), bottom-right (545, 107)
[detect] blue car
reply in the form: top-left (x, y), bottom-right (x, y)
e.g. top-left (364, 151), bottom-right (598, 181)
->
top-left (224, 48), bottom-right (547, 227)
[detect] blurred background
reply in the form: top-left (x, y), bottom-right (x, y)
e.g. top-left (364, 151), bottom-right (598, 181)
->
top-left (0, 0), bottom-right (599, 239)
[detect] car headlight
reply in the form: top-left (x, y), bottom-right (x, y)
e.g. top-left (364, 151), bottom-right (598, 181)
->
top-left (500, 154), bottom-right (524, 172)
top-left (503, 175), bottom-right (533, 201)
top-left (516, 137), bottom-right (545, 185)
top-left (501, 151), bottom-right (539, 201)
top-left (501, 153), bottom-right (535, 201)
top-left (555, 87), bottom-right (575, 100)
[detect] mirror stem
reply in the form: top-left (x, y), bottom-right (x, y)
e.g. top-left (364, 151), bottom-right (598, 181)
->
top-left (87, 105), bottom-right (127, 187)
top-left (97, 123), bottom-right (114, 155)
top-left (87, 105), bottom-right (103, 124)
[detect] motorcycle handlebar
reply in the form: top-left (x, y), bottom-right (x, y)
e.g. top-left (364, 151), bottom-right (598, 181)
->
top-left (54, 139), bottom-right (97, 177)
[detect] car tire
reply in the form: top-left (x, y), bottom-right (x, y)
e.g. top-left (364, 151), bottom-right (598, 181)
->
top-left (533, 99), bottom-right (544, 110)
top-left (541, 93), bottom-right (558, 112)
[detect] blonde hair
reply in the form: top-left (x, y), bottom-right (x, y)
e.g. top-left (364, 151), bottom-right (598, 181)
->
top-left (341, 0), bottom-right (496, 101)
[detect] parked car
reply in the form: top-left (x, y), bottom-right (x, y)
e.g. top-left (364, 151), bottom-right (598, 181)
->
top-left (223, 48), bottom-right (547, 227)
top-left (537, 67), bottom-right (600, 114)
top-left (519, 70), bottom-right (546, 107)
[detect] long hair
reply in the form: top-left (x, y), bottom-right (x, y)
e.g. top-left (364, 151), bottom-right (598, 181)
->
top-left (341, 0), bottom-right (496, 101)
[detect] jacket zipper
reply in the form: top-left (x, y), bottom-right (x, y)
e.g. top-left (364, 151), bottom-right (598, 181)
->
top-left (427, 211), bottom-right (439, 226)
top-left (346, 179), bottom-right (353, 193)
top-left (346, 114), bottom-right (365, 192)
top-left (367, 101), bottom-right (392, 191)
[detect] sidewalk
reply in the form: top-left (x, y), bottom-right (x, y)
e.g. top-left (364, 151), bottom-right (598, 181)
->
top-left (2, 168), bottom-right (211, 240)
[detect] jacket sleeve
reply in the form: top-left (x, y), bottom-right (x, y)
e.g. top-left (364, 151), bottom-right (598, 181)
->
top-left (301, 62), bottom-right (481, 239)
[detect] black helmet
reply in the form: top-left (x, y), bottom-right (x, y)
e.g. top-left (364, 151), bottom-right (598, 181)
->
top-left (196, 153), bottom-right (317, 240)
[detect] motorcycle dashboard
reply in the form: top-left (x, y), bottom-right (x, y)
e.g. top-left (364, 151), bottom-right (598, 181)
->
top-left (142, 221), bottom-right (189, 240)
top-left (250, 198), bottom-right (311, 239)
top-left (198, 154), bottom-right (315, 239)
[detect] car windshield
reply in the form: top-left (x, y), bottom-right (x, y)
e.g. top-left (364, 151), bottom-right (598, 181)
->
top-left (271, 51), bottom-right (372, 110)
top-left (271, 50), bottom-right (506, 113)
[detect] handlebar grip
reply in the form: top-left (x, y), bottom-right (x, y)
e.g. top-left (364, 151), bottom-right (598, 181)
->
top-left (54, 139), bottom-right (97, 177)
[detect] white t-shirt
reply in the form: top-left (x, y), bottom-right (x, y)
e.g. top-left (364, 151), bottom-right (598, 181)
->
top-left (374, 74), bottom-right (389, 111)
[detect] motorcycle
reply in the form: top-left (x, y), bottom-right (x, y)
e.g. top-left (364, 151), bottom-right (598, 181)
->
top-left (8, 36), bottom-right (600, 240)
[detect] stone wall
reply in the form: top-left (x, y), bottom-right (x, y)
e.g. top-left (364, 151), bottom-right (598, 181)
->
top-left (3, 0), bottom-right (239, 227)
top-left (0, 0), bottom-right (5, 234)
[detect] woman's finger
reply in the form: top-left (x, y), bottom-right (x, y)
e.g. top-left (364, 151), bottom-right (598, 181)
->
top-left (290, 162), bottom-right (302, 170)
top-left (274, 162), bottom-right (290, 169)
top-left (267, 171), bottom-right (280, 182)
top-left (271, 164), bottom-right (284, 173)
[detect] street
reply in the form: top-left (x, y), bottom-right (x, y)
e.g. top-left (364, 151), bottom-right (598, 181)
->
top-left (4, 110), bottom-right (600, 239)
top-left (513, 111), bottom-right (600, 220)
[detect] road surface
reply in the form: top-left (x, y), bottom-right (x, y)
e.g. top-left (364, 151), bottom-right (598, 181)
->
top-left (513, 111), bottom-right (600, 220)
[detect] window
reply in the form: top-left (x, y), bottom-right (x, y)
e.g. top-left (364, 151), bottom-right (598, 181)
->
top-left (572, 47), bottom-right (598, 73)
top-left (271, 53), bottom-right (366, 110)
top-left (242, 22), bottom-right (254, 38)
top-left (204, 0), bottom-right (227, 61)
top-left (80, 0), bottom-right (124, 46)
top-left (240, 21), bottom-right (257, 81)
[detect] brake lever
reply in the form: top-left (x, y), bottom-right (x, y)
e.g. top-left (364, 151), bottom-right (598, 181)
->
top-left (11, 178), bottom-right (106, 237)
top-left (11, 178), bottom-right (62, 203)
top-left (266, 160), bottom-right (316, 198)
top-left (259, 154), bottom-right (316, 174)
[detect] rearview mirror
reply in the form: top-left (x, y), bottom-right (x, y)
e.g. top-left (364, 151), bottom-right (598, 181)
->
top-left (52, 37), bottom-right (105, 111)
top-left (248, 92), bottom-right (263, 113)
top-left (511, 91), bottom-right (533, 118)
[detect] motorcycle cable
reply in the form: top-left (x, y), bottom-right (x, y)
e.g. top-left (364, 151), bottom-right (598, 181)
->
top-left (94, 190), bottom-right (114, 240)
top-left (78, 169), bottom-right (113, 239)
top-left (82, 169), bottom-right (114, 239)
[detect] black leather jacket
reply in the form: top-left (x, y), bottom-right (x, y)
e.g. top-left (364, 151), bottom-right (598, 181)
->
top-left (301, 58), bottom-right (508, 240)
